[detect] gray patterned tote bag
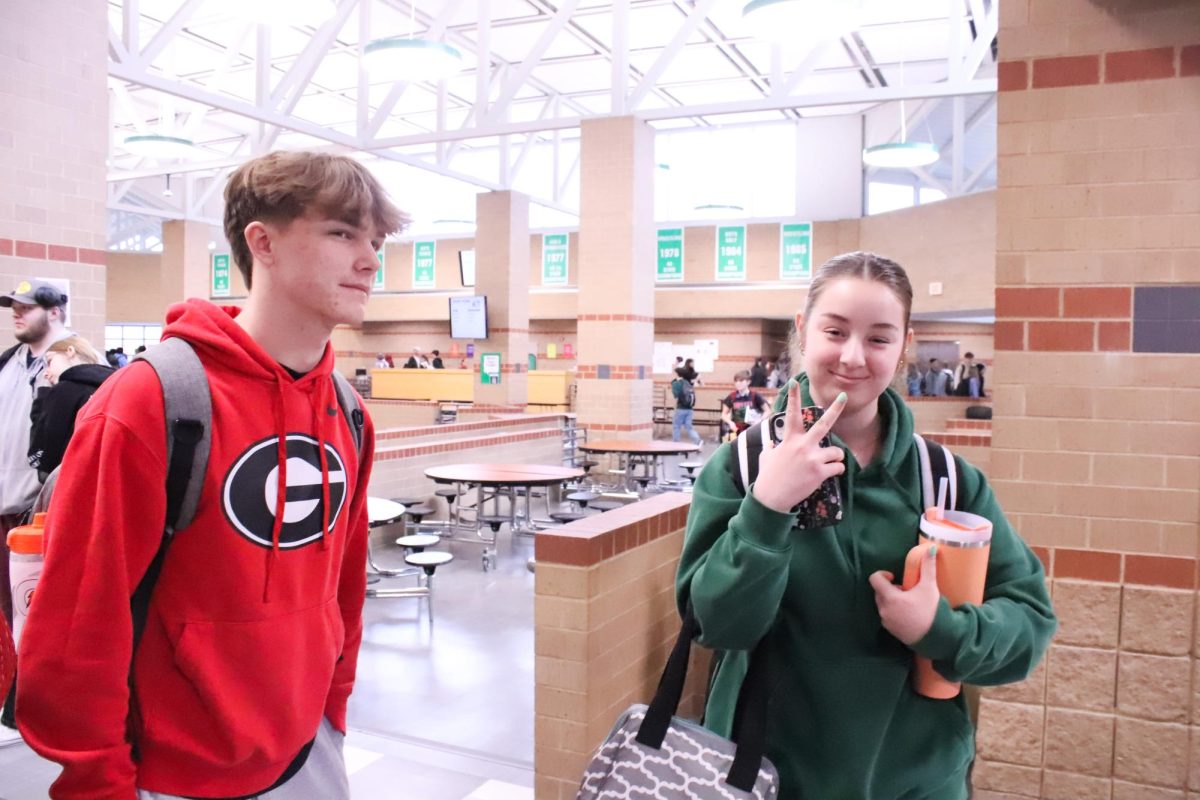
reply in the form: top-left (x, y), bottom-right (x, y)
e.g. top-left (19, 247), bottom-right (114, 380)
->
top-left (576, 607), bottom-right (779, 799)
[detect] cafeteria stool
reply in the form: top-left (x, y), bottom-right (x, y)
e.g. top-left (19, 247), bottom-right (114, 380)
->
top-left (434, 486), bottom-right (466, 523)
top-left (396, 534), bottom-right (440, 553)
top-left (589, 499), bottom-right (623, 513)
top-left (404, 551), bottom-right (455, 622)
top-left (478, 514), bottom-right (509, 533)
top-left (549, 511), bottom-right (586, 524)
top-left (403, 503), bottom-right (436, 527)
top-left (678, 461), bottom-right (704, 482)
top-left (566, 490), bottom-right (599, 509)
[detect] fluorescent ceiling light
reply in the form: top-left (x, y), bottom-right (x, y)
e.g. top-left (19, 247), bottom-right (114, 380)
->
top-left (862, 141), bottom-right (940, 168)
top-left (741, 0), bottom-right (862, 44)
top-left (363, 38), bottom-right (463, 83)
top-left (122, 135), bottom-right (197, 160)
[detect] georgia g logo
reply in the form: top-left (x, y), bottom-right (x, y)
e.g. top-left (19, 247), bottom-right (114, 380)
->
top-left (222, 434), bottom-right (348, 549)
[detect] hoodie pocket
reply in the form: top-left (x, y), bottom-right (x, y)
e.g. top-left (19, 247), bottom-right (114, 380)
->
top-left (170, 598), bottom-right (345, 765)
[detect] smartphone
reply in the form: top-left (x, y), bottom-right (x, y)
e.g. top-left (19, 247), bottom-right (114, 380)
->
top-left (766, 405), bottom-right (844, 529)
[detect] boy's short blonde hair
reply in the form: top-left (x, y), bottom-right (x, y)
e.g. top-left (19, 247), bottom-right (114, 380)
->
top-left (224, 151), bottom-right (410, 287)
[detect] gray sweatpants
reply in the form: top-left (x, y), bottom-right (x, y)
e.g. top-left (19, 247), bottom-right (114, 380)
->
top-left (138, 718), bottom-right (349, 800)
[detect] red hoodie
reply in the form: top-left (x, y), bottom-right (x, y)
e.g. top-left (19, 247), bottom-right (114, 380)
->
top-left (17, 300), bottom-right (374, 799)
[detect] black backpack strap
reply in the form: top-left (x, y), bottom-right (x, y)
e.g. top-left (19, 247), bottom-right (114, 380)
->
top-left (730, 417), bottom-right (771, 495)
top-left (913, 433), bottom-right (961, 512)
top-left (0, 343), bottom-right (20, 373)
top-left (330, 370), bottom-right (364, 455)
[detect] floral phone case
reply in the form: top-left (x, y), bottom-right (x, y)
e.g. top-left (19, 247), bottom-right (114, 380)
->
top-left (768, 405), bottom-right (844, 529)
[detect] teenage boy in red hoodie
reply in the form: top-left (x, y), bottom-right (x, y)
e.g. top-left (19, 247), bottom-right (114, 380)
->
top-left (17, 151), bottom-right (409, 799)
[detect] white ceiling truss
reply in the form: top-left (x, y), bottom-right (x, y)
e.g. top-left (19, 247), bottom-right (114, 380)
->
top-left (105, 0), bottom-right (999, 244)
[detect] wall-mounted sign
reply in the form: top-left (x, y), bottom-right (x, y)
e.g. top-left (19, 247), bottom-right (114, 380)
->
top-left (542, 233), bottom-right (569, 286)
top-left (481, 352), bottom-right (502, 384)
top-left (780, 222), bottom-right (812, 280)
top-left (412, 241), bottom-right (436, 289)
top-left (373, 249), bottom-right (385, 290)
top-left (656, 228), bottom-right (684, 282)
top-left (715, 225), bottom-right (746, 281)
top-left (212, 253), bottom-right (231, 297)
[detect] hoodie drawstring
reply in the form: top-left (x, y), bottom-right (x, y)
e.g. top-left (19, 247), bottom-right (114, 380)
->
top-left (264, 380), bottom-right (289, 602)
top-left (315, 378), bottom-right (333, 551)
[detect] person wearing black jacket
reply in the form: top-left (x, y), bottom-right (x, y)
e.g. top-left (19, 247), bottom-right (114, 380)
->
top-left (27, 336), bottom-right (113, 481)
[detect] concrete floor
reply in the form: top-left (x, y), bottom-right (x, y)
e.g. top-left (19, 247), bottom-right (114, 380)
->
top-left (0, 444), bottom-right (710, 799)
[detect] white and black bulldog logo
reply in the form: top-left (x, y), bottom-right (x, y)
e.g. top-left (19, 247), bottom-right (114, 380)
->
top-left (222, 434), bottom-right (348, 549)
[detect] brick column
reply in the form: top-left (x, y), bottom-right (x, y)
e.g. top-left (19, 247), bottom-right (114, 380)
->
top-left (0, 0), bottom-right (107, 344)
top-left (978, 2), bottom-right (1200, 798)
top-left (161, 220), bottom-right (212, 305)
top-left (576, 116), bottom-right (655, 438)
top-left (474, 189), bottom-right (530, 407)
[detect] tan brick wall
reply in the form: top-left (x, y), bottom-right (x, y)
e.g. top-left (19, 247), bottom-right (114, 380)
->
top-left (982, 1), bottom-right (1200, 796)
top-left (534, 493), bottom-right (706, 800)
top-left (0, 0), bottom-right (108, 344)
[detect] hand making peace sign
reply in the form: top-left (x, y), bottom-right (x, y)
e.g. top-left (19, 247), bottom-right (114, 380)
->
top-left (751, 384), bottom-right (848, 515)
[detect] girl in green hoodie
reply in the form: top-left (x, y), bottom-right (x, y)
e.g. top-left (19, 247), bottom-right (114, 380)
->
top-left (676, 252), bottom-right (1055, 800)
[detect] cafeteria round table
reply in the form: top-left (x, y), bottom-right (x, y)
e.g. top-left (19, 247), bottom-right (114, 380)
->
top-left (577, 439), bottom-right (700, 491)
top-left (424, 463), bottom-right (585, 570)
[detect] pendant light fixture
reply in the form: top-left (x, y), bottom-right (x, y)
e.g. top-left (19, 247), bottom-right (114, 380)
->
top-left (862, 51), bottom-right (940, 169)
top-left (121, 134), bottom-right (198, 160)
top-left (363, 1), bottom-right (462, 83)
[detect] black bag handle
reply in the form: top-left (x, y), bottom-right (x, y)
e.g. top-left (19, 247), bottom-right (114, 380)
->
top-left (635, 604), bottom-right (772, 792)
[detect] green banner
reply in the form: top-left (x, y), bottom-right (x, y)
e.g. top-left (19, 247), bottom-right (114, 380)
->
top-left (780, 223), bottom-right (813, 280)
top-left (656, 228), bottom-right (684, 283)
top-left (481, 352), bottom-right (502, 385)
top-left (211, 253), bottom-right (230, 297)
top-left (412, 241), bottom-right (436, 289)
top-left (373, 249), bottom-right (385, 290)
top-left (715, 225), bottom-right (746, 281)
top-left (542, 233), bottom-right (569, 286)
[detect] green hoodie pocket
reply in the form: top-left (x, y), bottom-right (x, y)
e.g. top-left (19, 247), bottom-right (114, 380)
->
top-left (169, 597), bottom-right (345, 765)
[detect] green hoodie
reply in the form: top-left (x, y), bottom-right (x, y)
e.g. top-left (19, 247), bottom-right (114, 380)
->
top-left (676, 373), bottom-right (1056, 800)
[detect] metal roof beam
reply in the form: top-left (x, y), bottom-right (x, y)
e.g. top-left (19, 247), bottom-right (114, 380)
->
top-left (269, 0), bottom-right (359, 110)
top-left (140, 0), bottom-right (206, 66)
top-left (123, 0), bottom-right (139, 60)
top-left (364, 0), bottom-right (466, 140)
top-left (484, 0), bottom-right (578, 124)
top-left (961, 0), bottom-right (998, 80)
top-left (628, 0), bottom-right (720, 110)
top-left (370, 78), bottom-right (994, 148)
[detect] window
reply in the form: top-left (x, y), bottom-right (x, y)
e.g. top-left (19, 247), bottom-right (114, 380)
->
top-left (104, 323), bottom-right (163, 354)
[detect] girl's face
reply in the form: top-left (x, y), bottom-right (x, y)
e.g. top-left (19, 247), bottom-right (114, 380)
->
top-left (43, 349), bottom-right (74, 386)
top-left (797, 277), bottom-right (912, 412)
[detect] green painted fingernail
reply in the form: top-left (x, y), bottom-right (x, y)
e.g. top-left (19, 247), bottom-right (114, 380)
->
top-left (836, 392), bottom-right (847, 403)
top-left (929, 544), bottom-right (938, 558)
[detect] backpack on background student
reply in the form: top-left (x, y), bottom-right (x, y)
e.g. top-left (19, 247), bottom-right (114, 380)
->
top-left (672, 377), bottom-right (696, 410)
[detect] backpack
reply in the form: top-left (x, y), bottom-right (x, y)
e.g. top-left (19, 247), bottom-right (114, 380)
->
top-left (729, 414), bottom-right (962, 515)
top-left (672, 377), bottom-right (695, 410)
top-left (34, 337), bottom-right (365, 647)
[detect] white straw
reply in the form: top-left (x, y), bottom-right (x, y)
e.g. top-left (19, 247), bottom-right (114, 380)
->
top-left (934, 477), bottom-right (948, 520)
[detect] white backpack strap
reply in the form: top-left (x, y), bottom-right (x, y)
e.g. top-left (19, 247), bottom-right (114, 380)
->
top-left (913, 433), bottom-right (959, 512)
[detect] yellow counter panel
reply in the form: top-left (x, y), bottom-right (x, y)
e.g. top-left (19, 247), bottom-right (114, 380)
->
top-left (527, 370), bottom-right (570, 405)
top-left (370, 368), bottom-right (474, 402)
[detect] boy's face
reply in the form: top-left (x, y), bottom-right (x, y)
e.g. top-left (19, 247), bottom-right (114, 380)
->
top-left (264, 211), bottom-right (384, 330)
top-left (734, 378), bottom-right (750, 393)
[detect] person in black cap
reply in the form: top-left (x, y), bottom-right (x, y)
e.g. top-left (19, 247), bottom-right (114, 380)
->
top-left (0, 277), bottom-right (69, 741)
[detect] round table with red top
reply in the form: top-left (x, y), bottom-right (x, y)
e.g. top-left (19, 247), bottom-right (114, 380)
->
top-left (424, 463), bottom-right (585, 570)
top-left (577, 440), bottom-right (701, 491)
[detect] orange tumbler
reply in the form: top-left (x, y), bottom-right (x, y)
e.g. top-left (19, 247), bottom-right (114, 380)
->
top-left (901, 509), bottom-right (992, 699)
